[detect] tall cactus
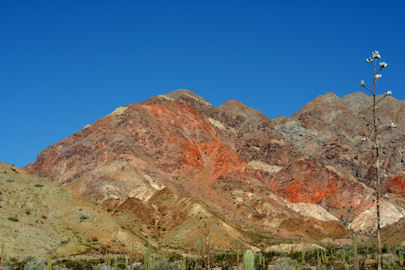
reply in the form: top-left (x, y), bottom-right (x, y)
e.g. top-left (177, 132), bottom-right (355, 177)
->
top-left (143, 243), bottom-right (157, 270)
top-left (130, 242), bottom-right (135, 263)
top-left (1, 244), bottom-right (6, 270)
top-left (125, 256), bottom-right (129, 270)
top-left (341, 249), bottom-right (346, 263)
top-left (236, 247), bottom-right (241, 266)
top-left (400, 251), bottom-right (404, 267)
top-left (353, 234), bottom-right (359, 270)
top-left (243, 250), bottom-right (254, 270)
top-left (257, 253), bottom-right (265, 270)
top-left (107, 254), bottom-right (112, 266)
top-left (47, 256), bottom-right (52, 270)
top-left (300, 250), bottom-right (305, 264)
top-left (322, 249), bottom-right (329, 264)
top-left (366, 238), bottom-right (370, 253)
top-left (196, 232), bottom-right (216, 268)
top-left (144, 242), bottom-right (153, 270)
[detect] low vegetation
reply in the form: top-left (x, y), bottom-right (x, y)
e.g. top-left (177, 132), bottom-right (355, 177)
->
top-left (1, 237), bottom-right (404, 270)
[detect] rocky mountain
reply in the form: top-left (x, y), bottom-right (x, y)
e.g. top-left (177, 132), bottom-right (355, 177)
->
top-left (24, 89), bottom-right (405, 253)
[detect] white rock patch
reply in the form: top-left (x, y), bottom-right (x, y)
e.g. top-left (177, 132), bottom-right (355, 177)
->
top-left (349, 200), bottom-right (405, 231)
top-left (109, 106), bottom-right (128, 116)
top-left (291, 202), bottom-right (338, 222)
top-left (143, 174), bottom-right (165, 191)
top-left (248, 160), bottom-right (283, 174)
top-left (208, 118), bottom-right (226, 130)
top-left (158, 95), bottom-right (175, 101)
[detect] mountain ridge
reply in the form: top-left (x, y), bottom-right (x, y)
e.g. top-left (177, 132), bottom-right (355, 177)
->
top-left (23, 89), bottom-right (405, 252)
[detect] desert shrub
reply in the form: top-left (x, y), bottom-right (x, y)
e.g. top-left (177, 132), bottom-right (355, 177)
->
top-left (23, 257), bottom-right (47, 270)
top-left (65, 259), bottom-right (102, 270)
top-left (154, 258), bottom-right (174, 270)
top-left (272, 257), bottom-right (298, 270)
top-left (94, 264), bottom-right (114, 270)
top-left (60, 239), bottom-right (69, 245)
top-left (382, 253), bottom-right (399, 270)
top-left (7, 216), bottom-right (19, 222)
top-left (312, 265), bottom-right (327, 270)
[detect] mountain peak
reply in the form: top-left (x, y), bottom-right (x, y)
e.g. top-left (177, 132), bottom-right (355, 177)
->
top-left (342, 91), bottom-right (372, 113)
top-left (219, 99), bottom-right (268, 122)
top-left (163, 89), bottom-right (213, 106)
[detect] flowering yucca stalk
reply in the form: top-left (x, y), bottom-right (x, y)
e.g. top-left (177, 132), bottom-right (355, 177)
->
top-left (359, 50), bottom-right (393, 270)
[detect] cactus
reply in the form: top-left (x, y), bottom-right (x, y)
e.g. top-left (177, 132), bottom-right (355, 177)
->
top-left (344, 263), bottom-right (349, 270)
top-left (353, 234), bottom-right (359, 270)
top-left (144, 242), bottom-right (156, 270)
top-left (1, 243), bottom-right (6, 270)
top-left (400, 251), bottom-right (404, 267)
top-left (197, 240), bottom-right (200, 258)
top-left (196, 234), bottom-right (206, 263)
top-left (236, 247), bottom-right (240, 266)
top-left (107, 254), bottom-right (112, 266)
top-left (151, 255), bottom-right (156, 269)
top-left (262, 255), bottom-right (265, 269)
top-left (181, 257), bottom-right (186, 270)
top-left (114, 257), bottom-right (118, 270)
top-left (143, 242), bottom-right (158, 270)
top-left (47, 256), bottom-right (52, 270)
top-left (196, 232), bottom-right (216, 267)
top-left (321, 249), bottom-right (325, 264)
top-left (130, 242), bottom-right (134, 263)
top-left (300, 250), bottom-right (305, 264)
top-left (201, 234), bottom-right (205, 258)
top-left (322, 249), bottom-right (328, 264)
top-left (144, 251), bottom-right (148, 270)
top-left (341, 249), bottom-right (346, 263)
top-left (257, 253), bottom-right (265, 270)
top-left (258, 253), bottom-right (263, 269)
top-left (317, 249), bottom-right (321, 265)
top-left (243, 250), bottom-right (254, 270)
top-left (366, 239), bottom-right (370, 253)
top-left (347, 253), bottom-right (352, 263)
top-left (257, 253), bottom-right (262, 270)
top-left (125, 256), bottom-right (129, 270)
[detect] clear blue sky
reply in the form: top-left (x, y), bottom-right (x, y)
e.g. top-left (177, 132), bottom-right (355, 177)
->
top-left (1, 0), bottom-right (404, 167)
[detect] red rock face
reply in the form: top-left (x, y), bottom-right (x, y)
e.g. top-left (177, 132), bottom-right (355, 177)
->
top-left (24, 89), bottom-right (405, 245)
top-left (270, 160), bottom-right (365, 209)
top-left (385, 176), bottom-right (405, 194)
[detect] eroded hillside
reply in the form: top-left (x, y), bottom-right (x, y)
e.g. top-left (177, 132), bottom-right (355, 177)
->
top-left (23, 90), bottom-right (405, 251)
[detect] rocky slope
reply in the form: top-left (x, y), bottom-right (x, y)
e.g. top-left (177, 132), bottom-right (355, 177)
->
top-left (24, 89), bottom-right (405, 251)
top-left (0, 162), bottom-right (145, 259)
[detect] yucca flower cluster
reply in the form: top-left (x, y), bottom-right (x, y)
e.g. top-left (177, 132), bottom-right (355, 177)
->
top-left (360, 50), bottom-right (391, 97)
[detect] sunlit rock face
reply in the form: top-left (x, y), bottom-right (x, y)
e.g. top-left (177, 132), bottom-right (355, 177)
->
top-left (25, 89), bottom-right (405, 247)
